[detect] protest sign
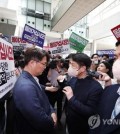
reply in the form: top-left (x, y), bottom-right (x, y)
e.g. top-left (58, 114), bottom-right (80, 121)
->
top-left (69, 32), bottom-right (88, 52)
top-left (49, 39), bottom-right (70, 55)
top-left (0, 38), bottom-right (16, 98)
top-left (111, 24), bottom-right (120, 41)
top-left (22, 24), bottom-right (45, 48)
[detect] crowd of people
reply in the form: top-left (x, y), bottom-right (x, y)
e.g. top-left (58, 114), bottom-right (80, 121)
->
top-left (1, 33), bottom-right (120, 134)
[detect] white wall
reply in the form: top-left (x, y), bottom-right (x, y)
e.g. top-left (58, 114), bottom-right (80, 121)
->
top-left (89, 11), bottom-right (120, 52)
top-left (89, 11), bottom-right (120, 40)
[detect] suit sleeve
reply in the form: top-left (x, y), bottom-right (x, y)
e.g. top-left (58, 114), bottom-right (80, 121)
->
top-left (14, 84), bottom-right (54, 132)
top-left (68, 87), bottom-right (103, 117)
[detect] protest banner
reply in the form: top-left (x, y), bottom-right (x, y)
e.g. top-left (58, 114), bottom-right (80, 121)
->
top-left (97, 49), bottom-right (115, 59)
top-left (11, 36), bottom-right (27, 52)
top-left (22, 24), bottom-right (45, 48)
top-left (49, 39), bottom-right (70, 55)
top-left (111, 24), bottom-right (120, 41)
top-left (69, 32), bottom-right (88, 52)
top-left (0, 38), bottom-right (16, 98)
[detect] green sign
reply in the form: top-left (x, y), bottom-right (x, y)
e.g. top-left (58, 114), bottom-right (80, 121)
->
top-left (69, 32), bottom-right (88, 52)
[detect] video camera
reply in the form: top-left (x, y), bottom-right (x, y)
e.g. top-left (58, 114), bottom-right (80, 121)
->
top-left (88, 70), bottom-right (102, 79)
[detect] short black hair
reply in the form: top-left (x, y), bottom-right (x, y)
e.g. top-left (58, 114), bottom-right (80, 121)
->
top-left (91, 53), bottom-right (99, 59)
top-left (115, 41), bottom-right (120, 47)
top-left (102, 54), bottom-right (109, 59)
top-left (71, 53), bottom-right (92, 69)
top-left (100, 61), bottom-right (111, 71)
top-left (62, 62), bottom-right (69, 69)
top-left (66, 53), bottom-right (76, 59)
top-left (24, 48), bottom-right (50, 65)
top-left (49, 60), bottom-right (58, 69)
top-left (99, 61), bottom-right (112, 78)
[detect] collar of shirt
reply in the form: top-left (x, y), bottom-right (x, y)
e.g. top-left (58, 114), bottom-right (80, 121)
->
top-left (117, 87), bottom-right (120, 95)
top-left (33, 76), bottom-right (42, 90)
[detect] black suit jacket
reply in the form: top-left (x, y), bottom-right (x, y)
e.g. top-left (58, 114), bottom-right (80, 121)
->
top-left (65, 76), bottom-right (103, 134)
top-left (13, 71), bottom-right (54, 134)
top-left (90, 84), bottom-right (120, 134)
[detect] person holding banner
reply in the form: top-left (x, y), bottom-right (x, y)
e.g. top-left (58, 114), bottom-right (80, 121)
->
top-left (13, 48), bottom-right (57, 134)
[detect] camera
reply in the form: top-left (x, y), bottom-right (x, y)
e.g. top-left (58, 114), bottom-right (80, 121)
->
top-left (49, 60), bottom-right (58, 69)
top-left (45, 83), bottom-right (52, 87)
top-left (88, 70), bottom-right (102, 79)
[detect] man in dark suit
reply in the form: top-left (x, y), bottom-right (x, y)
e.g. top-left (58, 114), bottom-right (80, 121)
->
top-left (90, 41), bottom-right (120, 134)
top-left (13, 48), bottom-right (57, 134)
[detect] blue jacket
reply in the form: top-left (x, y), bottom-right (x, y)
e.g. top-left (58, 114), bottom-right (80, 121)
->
top-left (90, 84), bottom-right (120, 134)
top-left (13, 71), bottom-right (54, 134)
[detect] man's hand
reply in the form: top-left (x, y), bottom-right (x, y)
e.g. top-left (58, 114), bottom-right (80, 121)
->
top-left (57, 75), bottom-right (66, 82)
top-left (97, 71), bottom-right (111, 82)
top-left (62, 86), bottom-right (73, 100)
top-left (51, 113), bottom-right (57, 126)
top-left (97, 71), bottom-right (112, 87)
top-left (45, 86), bottom-right (58, 92)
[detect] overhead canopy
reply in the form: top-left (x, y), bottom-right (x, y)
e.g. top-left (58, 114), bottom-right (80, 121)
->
top-left (51, 0), bottom-right (105, 32)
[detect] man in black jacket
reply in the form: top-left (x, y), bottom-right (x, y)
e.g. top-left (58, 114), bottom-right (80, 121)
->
top-left (62, 53), bottom-right (103, 134)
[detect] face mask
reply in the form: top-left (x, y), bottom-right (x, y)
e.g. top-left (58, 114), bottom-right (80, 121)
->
top-left (112, 59), bottom-right (120, 80)
top-left (68, 65), bottom-right (79, 77)
top-left (93, 60), bottom-right (98, 65)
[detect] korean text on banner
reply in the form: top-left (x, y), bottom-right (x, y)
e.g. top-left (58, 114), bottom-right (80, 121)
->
top-left (69, 32), bottom-right (88, 52)
top-left (0, 38), bottom-right (16, 98)
top-left (49, 39), bottom-right (70, 55)
top-left (11, 36), bottom-right (27, 52)
top-left (97, 49), bottom-right (115, 59)
top-left (22, 24), bottom-right (46, 48)
top-left (111, 24), bottom-right (120, 41)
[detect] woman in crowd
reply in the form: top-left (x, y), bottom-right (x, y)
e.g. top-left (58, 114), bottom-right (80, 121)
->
top-left (97, 61), bottom-right (112, 78)
top-left (96, 61), bottom-right (117, 88)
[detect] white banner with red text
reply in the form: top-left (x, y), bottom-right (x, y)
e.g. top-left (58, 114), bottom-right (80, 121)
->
top-left (11, 36), bottom-right (33, 52)
top-left (49, 39), bottom-right (70, 55)
top-left (0, 38), bottom-right (16, 98)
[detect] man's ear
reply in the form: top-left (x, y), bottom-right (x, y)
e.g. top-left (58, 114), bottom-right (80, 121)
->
top-left (80, 66), bottom-right (86, 72)
top-left (29, 60), bottom-right (36, 67)
top-left (29, 60), bottom-right (34, 64)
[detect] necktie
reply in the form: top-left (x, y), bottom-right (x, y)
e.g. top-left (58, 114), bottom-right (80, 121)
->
top-left (34, 77), bottom-right (42, 90)
top-left (111, 87), bottom-right (120, 120)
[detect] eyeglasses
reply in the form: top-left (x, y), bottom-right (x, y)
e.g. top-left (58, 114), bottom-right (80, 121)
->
top-left (35, 60), bottom-right (47, 67)
top-left (39, 62), bottom-right (47, 67)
